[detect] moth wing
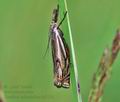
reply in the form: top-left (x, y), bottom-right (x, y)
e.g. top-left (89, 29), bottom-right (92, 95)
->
top-left (58, 28), bottom-right (70, 59)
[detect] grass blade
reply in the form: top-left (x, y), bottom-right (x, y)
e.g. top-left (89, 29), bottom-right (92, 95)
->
top-left (58, 0), bottom-right (82, 102)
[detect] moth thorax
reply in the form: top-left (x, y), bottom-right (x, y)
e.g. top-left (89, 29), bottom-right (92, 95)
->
top-left (51, 22), bottom-right (57, 27)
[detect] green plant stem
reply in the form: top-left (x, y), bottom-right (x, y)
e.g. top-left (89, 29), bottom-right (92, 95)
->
top-left (58, 0), bottom-right (82, 102)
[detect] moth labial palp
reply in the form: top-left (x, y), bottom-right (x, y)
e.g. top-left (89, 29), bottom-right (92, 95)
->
top-left (49, 5), bottom-right (70, 88)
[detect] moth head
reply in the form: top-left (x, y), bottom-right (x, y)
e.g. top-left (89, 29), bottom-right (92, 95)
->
top-left (52, 5), bottom-right (59, 23)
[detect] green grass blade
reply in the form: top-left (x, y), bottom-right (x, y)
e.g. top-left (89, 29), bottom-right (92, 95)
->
top-left (58, 0), bottom-right (82, 102)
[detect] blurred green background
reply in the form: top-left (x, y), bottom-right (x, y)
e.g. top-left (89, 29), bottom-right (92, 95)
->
top-left (0, 0), bottom-right (120, 102)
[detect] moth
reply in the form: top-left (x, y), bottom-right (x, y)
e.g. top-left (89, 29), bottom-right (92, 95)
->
top-left (48, 5), bottom-right (70, 88)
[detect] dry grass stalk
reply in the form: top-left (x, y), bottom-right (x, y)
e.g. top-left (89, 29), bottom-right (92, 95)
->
top-left (0, 83), bottom-right (6, 102)
top-left (88, 29), bottom-right (120, 102)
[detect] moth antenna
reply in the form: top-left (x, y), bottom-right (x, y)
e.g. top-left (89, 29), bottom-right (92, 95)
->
top-left (43, 34), bottom-right (51, 58)
top-left (58, 11), bottom-right (67, 28)
top-left (57, 4), bottom-right (59, 12)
